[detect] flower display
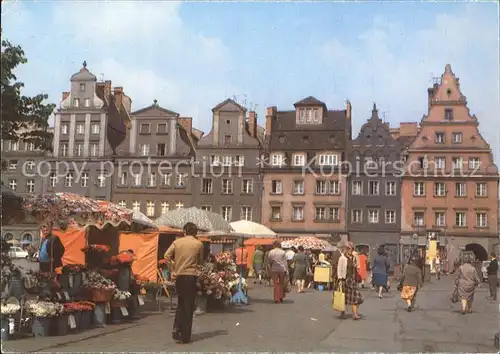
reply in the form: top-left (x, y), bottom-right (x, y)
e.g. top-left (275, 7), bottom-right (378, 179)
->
top-left (110, 252), bottom-right (134, 265)
top-left (215, 252), bottom-right (233, 265)
top-left (82, 244), bottom-right (110, 253)
top-left (63, 301), bottom-right (95, 313)
top-left (26, 300), bottom-right (64, 318)
top-left (281, 236), bottom-right (331, 251)
top-left (83, 271), bottom-right (116, 290)
top-left (62, 264), bottom-right (87, 273)
top-left (1, 303), bottom-right (21, 315)
top-left (113, 290), bottom-right (132, 300)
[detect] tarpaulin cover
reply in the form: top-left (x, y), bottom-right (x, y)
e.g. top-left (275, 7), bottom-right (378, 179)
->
top-left (52, 228), bottom-right (86, 266)
top-left (119, 232), bottom-right (159, 282)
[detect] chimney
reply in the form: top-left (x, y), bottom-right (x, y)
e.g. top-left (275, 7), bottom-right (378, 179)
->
top-left (346, 100), bottom-right (352, 121)
top-left (114, 86), bottom-right (123, 110)
top-left (178, 117), bottom-right (193, 136)
top-left (346, 100), bottom-right (352, 140)
top-left (104, 80), bottom-right (112, 99)
top-left (62, 92), bottom-right (70, 101)
top-left (427, 87), bottom-right (434, 110)
top-left (265, 106), bottom-right (277, 137)
top-left (248, 111), bottom-right (257, 138)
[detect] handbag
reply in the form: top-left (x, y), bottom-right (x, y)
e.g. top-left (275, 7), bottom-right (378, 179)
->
top-left (284, 273), bottom-right (291, 293)
top-left (355, 271), bottom-right (362, 283)
top-left (450, 287), bottom-right (459, 303)
top-left (332, 282), bottom-right (345, 312)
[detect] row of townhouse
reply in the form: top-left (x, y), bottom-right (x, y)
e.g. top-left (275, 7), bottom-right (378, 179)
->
top-left (2, 63), bottom-right (498, 262)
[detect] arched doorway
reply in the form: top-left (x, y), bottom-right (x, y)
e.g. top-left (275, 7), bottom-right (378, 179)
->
top-left (3, 233), bottom-right (14, 241)
top-left (22, 233), bottom-right (33, 243)
top-left (465, 243), bottom-right (488, 261)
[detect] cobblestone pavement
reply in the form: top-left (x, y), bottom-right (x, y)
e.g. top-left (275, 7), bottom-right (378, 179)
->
top-left (4, 276), bottom-right (498, 352)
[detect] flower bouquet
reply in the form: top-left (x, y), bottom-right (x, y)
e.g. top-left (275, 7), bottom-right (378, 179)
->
top-left (62, 264), bottom-right (87, 274)
top-left (215, 252), bottom-right (233, 266)
top-left (81, 244), bottom-right (110, 253)
top-left (63, 301), bottom-right (95, 313)
top-left (112, 290), bottom-right (131, 308)
top-left (1, 303), bottom-right (21, 316)
top-left (196, 264), bottom-right (226, 300)
top-left (26, 300), bottom-right (64, 318)
top-left (84, 271), bottom-right (116, 302)
top-left (110, 253), bottom-right (134, 266)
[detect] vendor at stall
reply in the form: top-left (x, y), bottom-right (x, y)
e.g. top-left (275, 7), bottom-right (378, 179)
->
top-left (39, 222), bottom-right (65, 273)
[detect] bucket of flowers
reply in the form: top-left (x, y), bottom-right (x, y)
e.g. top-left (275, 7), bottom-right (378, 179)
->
top-left (25, 300), bottom-right (64, 337)
top-left (60, 264), bottom-right (87, 294)
top-left (82, 244), bottom-right (111, 267)
top-left (63, 301), bottom-right (95, 331)
top-left (111, 289), bottom-right (131, 308)
top-left (215, 252), bottom-right (233, 266)
top-left (84, 272), bottom-right (116, 303)
top-left (1, 303), bottom-right (21, 341)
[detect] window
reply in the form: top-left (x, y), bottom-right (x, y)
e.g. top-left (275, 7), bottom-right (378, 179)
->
top-left (91, 123), bottom-right (100, 134)
top-left (65, 173), bottom-right (74, 187)
top-left (74, 98), bottom-right (80, 107)
top-left (352, 181), bottom-right (362, 195)
top-left (222, 179), bottom-right (233, 194)
top-left (60, 143), bottom-right (68, 157)
top-left (80, 83), bottom-right (85, 92)
top-left (97, 174), bottom-right (106, 187)
top-left (270, 153), bottom-right (284, 166)
top-left (200, 205), bottom-right (211, 212)
top-left (81, 173), bottom-right (89, 187)
top-left (293, 153), bottom-right (305, 166)
top-left (147, 173), bottom-right (156, 187)
top-left (26, 160), bottom-right (35, 171)
top-left (224, 135), bottom-right (231, 144)
top-left (435, 157), bottom-right (446, 170)
top-left (133, 173), bottom-right (142, 187)
top-left (316, 181), bottom-right (327, 194)
top-left (318, 154), bottom-right (338, 166)
top-left (49, 173), bottom-right (58, 187)
top-left (434, 182), bottom-right (446, 196)
top-left (293, 180), bottom-right (304, 195)
top-left (385, 210), bottom-right (396, 224)
top-left (386, 181), bottom-right (396, 196)
top-left (455, 212), bottom-right (466, 227)
top-left (160, 202), bottom-right (169, 214)
top-left (118, 200), bottom-right (126, 208)
top-left (417, 156), bottom-right (428, 169)
top-left (90, 143), bottom-right (99, 157)
top-left (146, 201), bottom-right (155, 217)
top-left (368, 181), bottom-right (379, 195)
top-left (435, 212), bottom-right (446, 227)
top-left (75, 143), bottom-right (84, 157)
top-left (140, 124), bottom-right (150, 134)
top-left (476, 212), bottom-right (487, 227)
top-left (75, 123), bottom-right (84, 135)
top-left (161, 173), bottom-right (171, 186)
top-left (271, 206), bottom-right (281, 220)
top-left (84, 98), bottom-right (90, 108)
top-left (132, 201), bottom-right (140, 212)
top-left (157, 123), bottom-right (167, 134)
top-left (139, 144), bottom-right (150, 156)
top-left (414, 182), bottom-right (425, 196)
top-left (26, 142), bottom-right (35, 151)
top-left (271, 180), bottom-right (282, 194)
top-left (202, 178), bottom-right (213, 194)
top-left (444, 108), bottom-right (453, 120)
top-left (157, 143), bottom-right (166, 156)
top-left (352, 210), bottom-right (362, 223)
top-left (451, 133), bottom-right (462, 144)
top-left (221, 206), bottom-right (232, 221)
top-left (120, 172), bottom-right (128, 185)
top-left (287, 204), bottom-right (303, 221)
top-left (26, 179), bottom-right (35, 193)
top-left (9, 160), bottom-right (17, 170)
top-left (176, 173), bottom-right (187, 188)
top-left (315, 207), bottom-right (326, 221)
top-left (210, 155), bottom-right (220, 166)
top-left (175, 202), bottom-right (184, 210)
top-left (455, 182), bottom-right (466, 197)
top-left (222, 155), bottom-right (232, 166)
top-left (452, 157), bottom-right (463, 169)
top-left (469, 157), bottom-right (480, 170)
top-left (242, 179), bottom-right (253, 194)
top-left (240, 206), bottom-right (252, 221)
top-left (413, 212), bottom-right (424, 226)
top-left (475, 183), bottom-right (487, 197)
top-left (234, 156), bottom-right (244, 167)
top-left (329, 207), bottom-right (340, 221)
top-left (329, 181), bottom-right (340, 195)
top-left (435, 132), bottom-right (445, 143)
top-left (8, 179), bottom-right (17, 191)
top-left (10, 141), bottom-right (19, 151)
top-left (368, 210), bottom-right (379, 223)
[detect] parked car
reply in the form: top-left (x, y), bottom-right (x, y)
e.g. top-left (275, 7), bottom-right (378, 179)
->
top-left (8, 246), bottom-right (29, 259)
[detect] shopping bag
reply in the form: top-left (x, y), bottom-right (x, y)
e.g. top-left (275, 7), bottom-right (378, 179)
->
top-left (284, 273), bottom-right (291, 293)
top-left (450, 287), bottom-right (459, 303)
top-left (332, 283), bottom-right (345, 312)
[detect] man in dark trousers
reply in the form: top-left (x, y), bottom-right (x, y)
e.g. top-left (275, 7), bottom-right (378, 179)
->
top-left (487, 252), bottom-right (498, 301)
top-left (164, 222), bottom-right (203, 344)
top-left (40, 222), bottom-right (65, 272)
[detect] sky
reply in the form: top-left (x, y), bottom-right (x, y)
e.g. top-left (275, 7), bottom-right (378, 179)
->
top-left (2, 0), bottom-right (500, 166)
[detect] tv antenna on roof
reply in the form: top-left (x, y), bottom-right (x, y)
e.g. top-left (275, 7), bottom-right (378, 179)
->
top-left (99, 73), bottom-right (105, 82)
top-left (432, 76), bottom-right (440, 85)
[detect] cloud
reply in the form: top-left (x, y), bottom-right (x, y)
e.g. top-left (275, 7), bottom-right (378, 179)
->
top-left (318, 4), bottom-right (500, 166)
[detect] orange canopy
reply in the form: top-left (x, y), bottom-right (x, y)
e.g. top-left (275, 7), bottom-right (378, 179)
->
top-left (119, 231), bottom-right (159, 282)
top-left (244, 238), bottom-right (275, 246)
top-left (52, 227), bottom-right (86, 266)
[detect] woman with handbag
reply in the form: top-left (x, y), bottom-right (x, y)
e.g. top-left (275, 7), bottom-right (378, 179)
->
top-left (453, 253), bottom-right (480, 315)
top-left (399, 257), bottom-right (423, 312)
top-left (292, 246), bottom-right (310, 293)
top-left (334, 242), bottom-right (363, 320)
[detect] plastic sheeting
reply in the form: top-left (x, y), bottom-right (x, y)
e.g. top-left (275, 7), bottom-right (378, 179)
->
top-left (119, 232), bottom-right (159, 282)
top-left (52, 228), bottom-right (86, 266)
